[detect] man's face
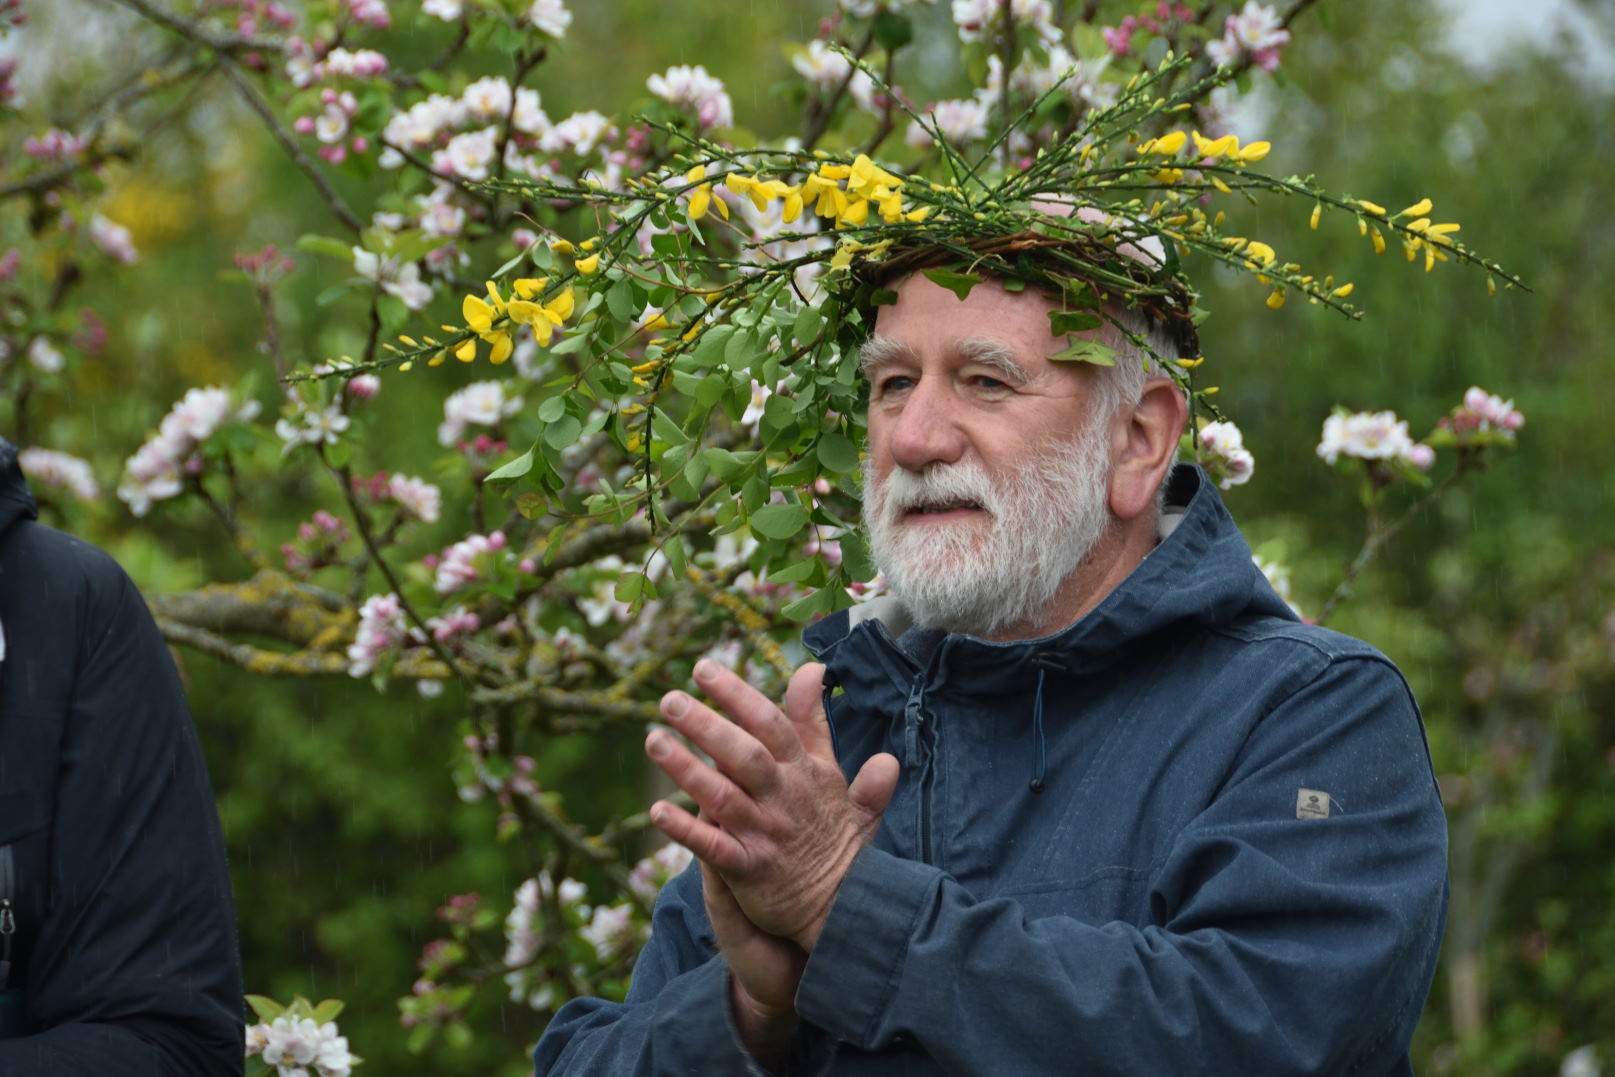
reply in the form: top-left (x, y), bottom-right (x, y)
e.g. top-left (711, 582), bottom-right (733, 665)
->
top-left (861, 273), bottom-right (1118, 637)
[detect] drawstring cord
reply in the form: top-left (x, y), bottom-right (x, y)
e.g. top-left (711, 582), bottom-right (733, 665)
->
top-left (1029, 667), bottom-right (1047, 794)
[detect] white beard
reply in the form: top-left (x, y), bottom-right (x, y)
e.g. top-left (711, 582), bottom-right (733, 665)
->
top-left (863, 423), bottom-right (1113, 638)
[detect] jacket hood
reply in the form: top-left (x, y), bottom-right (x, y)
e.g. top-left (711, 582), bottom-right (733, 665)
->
top-left (805, 464), bottom-right (1297, 684)
top-left (0, 437), bottom-right (38, 543)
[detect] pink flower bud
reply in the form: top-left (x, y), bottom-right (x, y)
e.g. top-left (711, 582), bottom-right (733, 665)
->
top-left (518, 558), bottom-right (536, 574)
top-left (293, 115), bottom-right (316, 135)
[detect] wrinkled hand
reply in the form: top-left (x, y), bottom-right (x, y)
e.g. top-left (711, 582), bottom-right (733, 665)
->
top-left (646, 660), bottom-right (899, 951)
top-left (700, 862), bottom-right (804, 1062)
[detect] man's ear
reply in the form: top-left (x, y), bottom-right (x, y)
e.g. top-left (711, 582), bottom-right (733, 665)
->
top-left (1108, 376), bottom-right (1189, 521)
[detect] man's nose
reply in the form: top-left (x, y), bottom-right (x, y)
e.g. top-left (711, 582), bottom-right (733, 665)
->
top-left (886, 378), bottom-right (968, 472)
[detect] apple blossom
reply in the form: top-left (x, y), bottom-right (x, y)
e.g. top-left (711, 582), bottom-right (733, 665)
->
top-left (527, 0), bottom-right (572, 38)
top-left (18, 447), bottom-right (99, 503)
top-left (437, 380), bottom-right (524, 447)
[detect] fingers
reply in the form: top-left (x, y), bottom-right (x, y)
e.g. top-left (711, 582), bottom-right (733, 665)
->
top-left (660, 686), bottom-right (782, 795)
top-left (648, 799), bottom-right (749, 874)
top-left (783, 662), bottom-right (835, 760)
top-left (689, 659), bottom-right (804, 763)
top-left (646, 728), bottom-right (765, 830)
top-left (848, 752), bottom-right (900, 835)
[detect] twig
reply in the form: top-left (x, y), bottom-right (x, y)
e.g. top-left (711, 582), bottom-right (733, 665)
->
top-left (217, 56), bottom-right (363, 234)
top-left (1314, 461), bottom-right (1470, 624)
top-left (157, 617), bottom-right (452, 679)
top-left (327, 456), bottom-right (479, 683)
top-left (106, 0), bottom-right (285, 53)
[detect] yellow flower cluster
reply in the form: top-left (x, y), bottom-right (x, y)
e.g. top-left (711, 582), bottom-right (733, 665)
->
top-left (456, 278), bottom-right (575, 364)
top-left (1137, 129), bottom-right (1271, 185)
top-left (1353, 197), bottom-right (1462, 272)
top-left (684, 154), bottom-right (930, 230)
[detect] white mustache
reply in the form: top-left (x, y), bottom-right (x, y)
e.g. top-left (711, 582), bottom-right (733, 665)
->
top-left (878, 460), bottom-right (1001, 523)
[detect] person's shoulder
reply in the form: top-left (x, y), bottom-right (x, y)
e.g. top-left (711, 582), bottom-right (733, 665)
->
top-left (1215, 611), bottom-right (1397, 667)
top-left (0, 519), bottom-right (142, 632)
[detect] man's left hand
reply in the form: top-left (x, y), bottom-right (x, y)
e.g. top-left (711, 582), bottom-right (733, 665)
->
top-left (646, 660), bottom-right (899, 952)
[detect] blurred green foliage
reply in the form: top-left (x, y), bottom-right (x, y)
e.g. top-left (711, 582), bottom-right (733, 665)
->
top-left (4, 0), bottom-right (1612, 1073)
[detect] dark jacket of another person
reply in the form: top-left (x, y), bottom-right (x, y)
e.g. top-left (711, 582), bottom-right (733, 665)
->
top-left (0, 437), bottom-right (244, 1074)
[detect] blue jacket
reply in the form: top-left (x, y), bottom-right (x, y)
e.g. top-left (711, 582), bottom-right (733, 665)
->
top-left (535, 465), bottom-right (1448, 1075)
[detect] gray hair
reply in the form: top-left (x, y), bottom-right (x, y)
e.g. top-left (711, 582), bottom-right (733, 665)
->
top-left (1089, 308), bottom-right (1184, 516)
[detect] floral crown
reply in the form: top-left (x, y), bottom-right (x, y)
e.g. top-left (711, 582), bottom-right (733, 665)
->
top-left (379, 52), bottom-right (1518, 411)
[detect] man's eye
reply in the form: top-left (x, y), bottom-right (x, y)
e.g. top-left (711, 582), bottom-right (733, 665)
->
top-left (969, 375), bottom-right (1010, 391)
top-left (877, 374), bottom-right (915, 395)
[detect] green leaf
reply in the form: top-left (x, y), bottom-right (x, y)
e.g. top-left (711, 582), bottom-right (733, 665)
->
top-left (781, 587), bottom-right (834, 622)
top-left (692, 325), bottom-right (735, 367)
top-left (767, 558), bottom-right (821, 584)
top-left (296, 234), bottom-right (355, 262)
top-left (1048, 310), bottom-right (1103, 335)
top-left (613, 570), bottom-right (644, 603)
top-left (485, 446), bottom-right (535, 482)
top-left (792, 304), bottom-right (824, 347)
top-left (606, 279), bottom-right (640, 323)
top-left (921, 268), bottom-right (981, 301)
top-left (872, 10), bottom-right (914, 50)
top-left (816, 432), bottom-right (860, 474)
top-left (311, 999), bottom-right (346, 1024)
top-left (245, 995), bottom-right (285, 1023)
top-left (662, 535), bottom-right (688, 579)
top-left (515, 492), bottom-right (547, 519)
top-left (551, 333), bottom-right (590, 355)
top-left (694, 373), bottom-right (728, 407)
top-left (1048, 339), bottom-right (1117, 366)
top-left (839, 530), bottom-right (876, 581)
top-left (542, 414), bottom-right (583, 449)
top-left (749, 503), bottom-right (808, 540)
top-left (725, 328), bottom-right (755, 369)
top-left (537, 395), bottom-right (568, 423)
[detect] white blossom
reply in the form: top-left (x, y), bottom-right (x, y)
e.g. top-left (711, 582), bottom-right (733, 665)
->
top-left (387, 473), bottom-right (442, 523)
top-left (462, 76), bottom-right (513, 123)
top-left (276, 404), bottom-right (351, 449)
top-left (421, 0), bottom-right (461, 18)
top-left (26, 336), bottom-right (63, 372)
top-left (540, 110), bottom-right (614, 156)
top-left (437, 126), bottom-right (500, 181)
top-left (1316, 410), bottom-right (1423, 466)
top-left (437, 380), bottom-right (524, 446)
top-left (526, 0), bottom-right (572, 37)
top-left (905, 98), bottom-right (989, 148)
top-left (89, 214), bottom-right (138, 264)
top-left (1196, 420), bottom-right (1256, 489)
top-left (646, 64), bottom-right (734, 130)
top-left (18, 447), bottom-right (99, 502)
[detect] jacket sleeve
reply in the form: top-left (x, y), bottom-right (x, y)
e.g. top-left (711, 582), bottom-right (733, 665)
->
top-left (0, 551), bottom-right (244, 1075)
top-left (533, 864), bottom-right (831, 1076)
top-left (794, 655), bottom-right (1448, 1076)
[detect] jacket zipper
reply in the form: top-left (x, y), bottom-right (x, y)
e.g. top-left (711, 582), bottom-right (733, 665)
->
top-left (0, 844), bottom-right (14, 993)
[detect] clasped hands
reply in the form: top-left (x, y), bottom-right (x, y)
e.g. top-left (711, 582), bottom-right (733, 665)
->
top-left (645, 659), bottom-right (899, 1044)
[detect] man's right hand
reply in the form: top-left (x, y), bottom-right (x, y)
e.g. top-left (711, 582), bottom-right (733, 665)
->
top-left (701, 861), bottom-right (805, 1064)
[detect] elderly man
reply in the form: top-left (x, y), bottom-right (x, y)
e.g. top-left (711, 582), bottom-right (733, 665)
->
top-left (535, 267), bottom-right (1448, 1074)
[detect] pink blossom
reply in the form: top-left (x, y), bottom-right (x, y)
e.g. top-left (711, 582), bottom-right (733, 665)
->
top-left (22, 128), bottom-right (87, 161)
top-left (89, 215), bottom-right (139, 264)
top-left (348, 592), bottom-right (413, 676)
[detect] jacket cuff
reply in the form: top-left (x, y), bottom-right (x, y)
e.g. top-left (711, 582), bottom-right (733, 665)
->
top-left (795, 846), bottom-right (939, 1048)
top-left (654, 956), bottom-right (833, 1076)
